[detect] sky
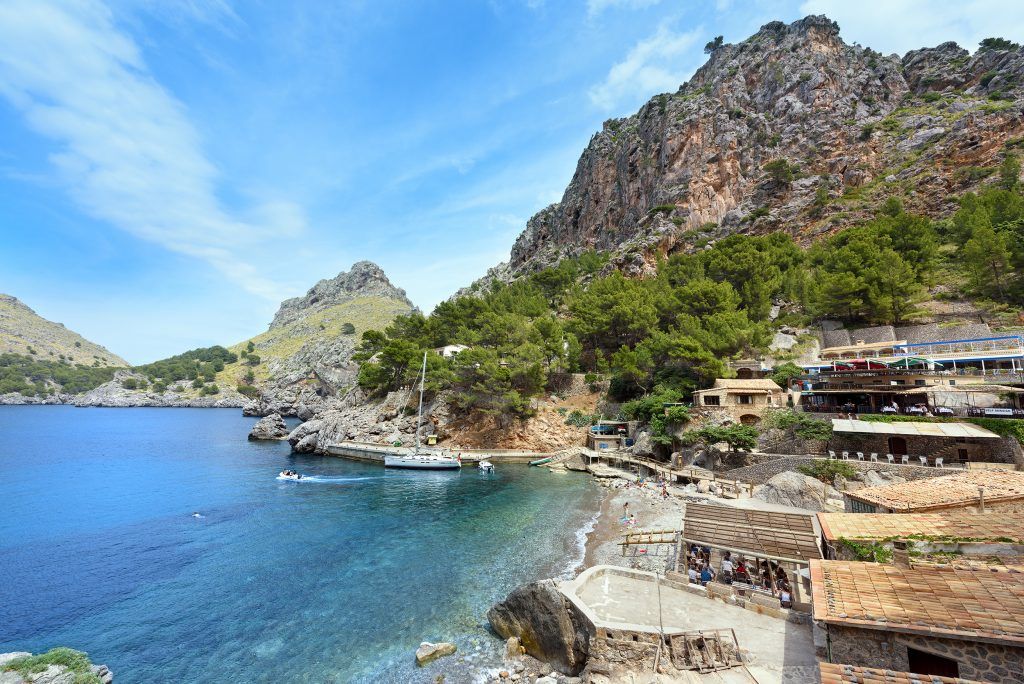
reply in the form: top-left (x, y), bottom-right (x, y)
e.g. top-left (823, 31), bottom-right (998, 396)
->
top-left (1, 1), bottom-right (1023, 364)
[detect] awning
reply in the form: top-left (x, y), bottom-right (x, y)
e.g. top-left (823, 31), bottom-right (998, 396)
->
top-left (831, 418), bottom-right (1001, 439)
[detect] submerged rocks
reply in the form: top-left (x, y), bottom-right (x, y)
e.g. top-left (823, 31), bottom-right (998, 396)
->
top-left (754, 471), bottom-right (841, 512)
top-left (487, 580), bottom-right (590, 675)
top-left (414, 641), bottom-right (456, 666)
top-left (248, 413), bottom-right (288, 441)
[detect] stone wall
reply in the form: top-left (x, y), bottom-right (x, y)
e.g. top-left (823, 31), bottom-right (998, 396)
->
top-left (720, 455), bottom-right (949, 486)
top-left (825, 624), bottom-right (1024, 683)
top-left (827, 434), bottom-right (1016, 465)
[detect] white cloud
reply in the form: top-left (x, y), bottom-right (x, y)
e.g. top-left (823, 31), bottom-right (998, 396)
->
top-left (587, 0), bottom-right (665, 16)
top-left (0, 0), bottom-right (300, 300)
top-left (588, 24), bottom-right (703, 111)
top-left (800, 0), bottom-right (1024, 55)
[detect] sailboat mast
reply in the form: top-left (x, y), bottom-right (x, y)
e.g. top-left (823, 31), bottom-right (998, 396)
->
top-left (415, 351), bottom-right (427, 452)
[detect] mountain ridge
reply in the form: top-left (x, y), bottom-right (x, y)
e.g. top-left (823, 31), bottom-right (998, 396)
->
top-left (481, 15), bottom-right (1024, 282)
top-left (0, 293), bottom-right (127, 367)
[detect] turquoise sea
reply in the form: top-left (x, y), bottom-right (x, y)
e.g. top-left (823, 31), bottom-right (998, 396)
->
top-left (0, 406), bottom-right (601, 682)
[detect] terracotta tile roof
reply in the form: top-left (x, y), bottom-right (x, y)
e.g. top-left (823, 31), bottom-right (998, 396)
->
top-left (819, 662), bottom-right (981, 683)
top-left (818, 512), bottom-right (1024, 543)
top-left (844, 471), bottom-right (1024, 513)
top-left (697, 378), bottom-right (783, 392)
top-left (810, 559), bottom-right (1024, 646)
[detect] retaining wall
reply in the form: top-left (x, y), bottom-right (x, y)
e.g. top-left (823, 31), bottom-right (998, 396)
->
top-left (720, 455), bottom-right (950, 485)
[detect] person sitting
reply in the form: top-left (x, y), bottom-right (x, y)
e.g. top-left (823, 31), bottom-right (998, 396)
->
top-left (780, 585), bottom-right (793, 609)
top-left (688, 565), bottom-right (699, 584)
top-left (700, 566), bottom-right (714, 586)
top-left (721, 556), bottom-right (734, 583)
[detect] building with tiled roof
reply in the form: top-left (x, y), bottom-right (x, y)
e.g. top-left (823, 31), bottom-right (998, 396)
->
top-left (691, 378), bottom-right (785, 425)
top-left (818, 511), bottom-right (1024, 562)
top-left (818, 511), bottom-right (1024, 545)
top-left (843, 470), bottom-right (1024, 514)
top-left (811, 559), bottom-right (1024, 681)
top-left (819, 662), bottom-right (981, 683)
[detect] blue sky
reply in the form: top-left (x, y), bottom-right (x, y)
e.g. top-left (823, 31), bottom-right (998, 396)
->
top-left (2, 0), bottom-right (1022, 364)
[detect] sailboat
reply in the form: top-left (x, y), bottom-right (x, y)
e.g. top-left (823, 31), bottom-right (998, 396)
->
top-left (383, 352), bottom-right (462, 470)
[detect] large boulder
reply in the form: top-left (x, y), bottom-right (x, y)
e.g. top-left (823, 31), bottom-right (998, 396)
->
top-left (861, 470), bottom-right (906, 488)
top-left (487, 580), bottom-right (591, 675)
top-left (248, 413), bottom-right (289, 441)
top-left (754, 471), bottom-right (841, 512)
top-left (630, 430), bottom-right (653, 457)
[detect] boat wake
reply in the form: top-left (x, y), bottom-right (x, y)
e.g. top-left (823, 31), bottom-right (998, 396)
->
top-left (276, 475), bottom-right (380, 484)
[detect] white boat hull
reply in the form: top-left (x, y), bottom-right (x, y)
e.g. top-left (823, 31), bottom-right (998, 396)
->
top-left (384, 454), bottom-right (461, 470)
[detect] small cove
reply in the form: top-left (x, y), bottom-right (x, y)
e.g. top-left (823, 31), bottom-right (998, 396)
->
top-left (0, 406), bottom-right (601, 683)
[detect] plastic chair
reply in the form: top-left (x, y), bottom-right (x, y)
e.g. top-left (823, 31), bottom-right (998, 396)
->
top-left (935, 457), bottom-right (944, 468)
top-left (841, 451), bottom-right (850, 460)
top-left (869, 453), bottom-right (878, 462)
top-left (856, 451), bottom-right (865, 461)
top-left (828, 450), bottom-right (836, 460)
top-left (900, 455), bottom-right (909, 465)
top-left (919, 456), bottom-right (928, 466)
top-left (886, 454), bottom-right (894, 464)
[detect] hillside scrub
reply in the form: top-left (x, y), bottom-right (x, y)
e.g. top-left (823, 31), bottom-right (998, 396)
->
top-left (0, 353), bottom-right (118, 396)
top-left (135, 346), bottom-right (238, 383)
top-left (355, 172), bottom-right (1024, 422)
top-left (3, 648), bottom-right (101, 684)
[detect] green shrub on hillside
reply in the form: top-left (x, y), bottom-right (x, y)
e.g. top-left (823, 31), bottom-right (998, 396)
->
top-left (798, 459), bottom-right (856, 483)
top-left (136, 346), bottom-right (238, 384)
top-left (0, 353), bottom-right (118, 396)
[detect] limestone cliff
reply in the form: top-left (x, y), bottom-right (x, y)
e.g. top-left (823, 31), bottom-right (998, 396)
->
top-left (223, 261), bottom-right (416, 415)
top-left (0, 294), bottom-right (126, 366)
top-left (493, 16), bottom-right (1024, 279)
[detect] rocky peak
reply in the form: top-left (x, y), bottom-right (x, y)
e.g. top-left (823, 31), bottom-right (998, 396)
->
top-left (270, 261), bottom-right (412, 329)
top-left (497, 14), bottom-right (1024, 280)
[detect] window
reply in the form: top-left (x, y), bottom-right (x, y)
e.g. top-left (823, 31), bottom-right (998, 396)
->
top-left (738, 395), bottom-right (753, 405)
top-left (907, 647), bottom-right (959, 678)
top-left (915, 379), bottom-right (926, 386)
top-left (703, 395), bottom-right (721, 406)
top-left (850, 499), bottom-right (877, 513)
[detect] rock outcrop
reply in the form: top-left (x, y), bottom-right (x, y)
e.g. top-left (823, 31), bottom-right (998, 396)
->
top-left (414, 642), bottom-right (456, 666)
top-left (487, 580), bottom-right (591, 675)
top-left (0, 650), bottom-right (112, 684)
top-left (754, 470), bottom-right (842, 511)
top-left (74, 371), bottom-right (245, 408)
top-left (248, 413), bottom-right (289, 441)
top-left (229, 262), bottom-right (416, 416)
top-left (473, 16), bottom-right (1024, 282)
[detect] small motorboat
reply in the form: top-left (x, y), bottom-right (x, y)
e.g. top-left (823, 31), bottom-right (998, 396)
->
top-left (478, 460), bottom-right (494, 472)
top-left (278, 470), bottom-right (302, 481)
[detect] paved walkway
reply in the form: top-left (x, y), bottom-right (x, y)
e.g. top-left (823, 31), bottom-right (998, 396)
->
top-left (574, 572), bottom-right (816, 683)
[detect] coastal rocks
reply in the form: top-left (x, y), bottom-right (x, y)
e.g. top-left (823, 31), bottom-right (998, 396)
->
top-left (505, 637), bottom-right (525, 658)
top-left (74, 371), bottom-right (245, 409)
top-left (754, 471), bottom-right (841, 512)
top-left (293, 433), bottom-right (318, 453)
top-left (487, 580), bottom-right (591, 675)
top-left (0, 651), bottom-right (112, 684)
top-left (248, 413), bottom-right (289, 441)
top-left (629, 431), bottom-right (653, 458)
top-left (414, 641), bottom-right (456, 666)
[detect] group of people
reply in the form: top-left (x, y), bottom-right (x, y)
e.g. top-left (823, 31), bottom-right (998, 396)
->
top-left (685, 546), bottom-right (794, 609)
top-left (624, 474), bottom-right (671, 499)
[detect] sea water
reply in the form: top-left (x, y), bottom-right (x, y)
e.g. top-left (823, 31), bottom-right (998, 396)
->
top-left (0, 406), bottom-right (601, 683)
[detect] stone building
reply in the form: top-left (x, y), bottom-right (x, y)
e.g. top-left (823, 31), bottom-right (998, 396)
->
top-left (811, 559), bottom-right (1024, 681)
top-left (827, 419), bottom-right (1014, 467)
top-left (817, 511), bottom-right (1024, 561)
top-left (842, 470), bottom-right (1024, 514)
top-left (691, 378), bottom-right (785, 425)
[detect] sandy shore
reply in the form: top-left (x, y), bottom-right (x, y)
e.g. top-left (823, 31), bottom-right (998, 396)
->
top-left (582, 478), bottom-right (687, 573)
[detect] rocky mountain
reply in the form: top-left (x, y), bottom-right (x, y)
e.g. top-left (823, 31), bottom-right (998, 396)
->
top-left (487, 15), bottom-right (1024, 280)
top-left (0, 294), bottom-right (127, 366)
top-left (222, 261), bottom-right (416, 415)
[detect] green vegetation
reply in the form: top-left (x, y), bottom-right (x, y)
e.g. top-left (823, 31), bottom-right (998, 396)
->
top-left (679, 424), bottom-right (758, 452)
top-left (798, 459), bottom-right (856, 483)
top-left (3, 648), bottom-right (101, 684)
top-left (0, 353), bottom-right (118, 396)
top-left (341, 322), bottom-right (357, 335)
top-left (763, 158), bottom-right (796, 185)
top-left (137, 346), bottom-right (238, 384)
top-left (979, 37), bottom-right (1020, 52)
top-left (837, 538), bottom-right (894, 563)
top-left (704, 35), bottom-right (723, 54)
top-left (763, 408), bottom-right (834, 441)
